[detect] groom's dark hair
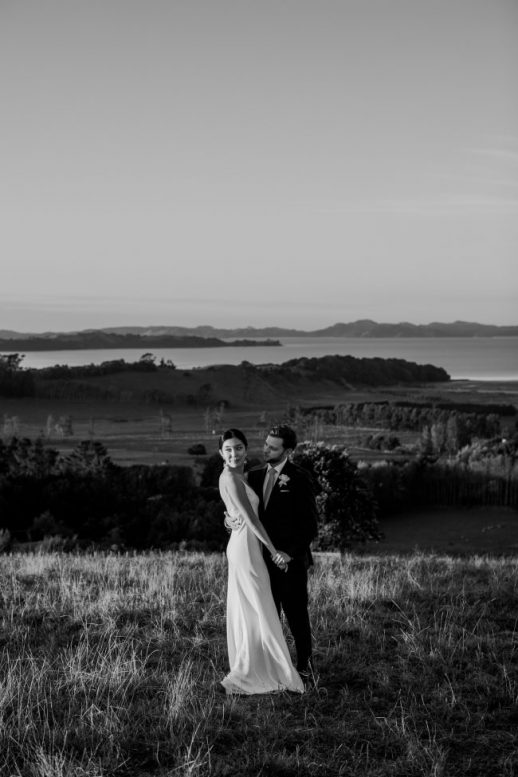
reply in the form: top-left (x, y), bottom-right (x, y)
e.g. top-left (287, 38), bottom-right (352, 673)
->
top-left (268, 424), bottom-right (297, 451)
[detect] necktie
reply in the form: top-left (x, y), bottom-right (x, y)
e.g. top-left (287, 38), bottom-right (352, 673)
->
top-left (263, 467), bottom-right (277, 507)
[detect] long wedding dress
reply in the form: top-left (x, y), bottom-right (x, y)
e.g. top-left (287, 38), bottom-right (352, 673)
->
top-left (219, 470), bottom-right (304, 695)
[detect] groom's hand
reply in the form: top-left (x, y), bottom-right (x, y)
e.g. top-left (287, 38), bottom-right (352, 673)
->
top-left (273, 550), bottom-right (292, 572)
top-left (223, 512), bottom-right (242, 532)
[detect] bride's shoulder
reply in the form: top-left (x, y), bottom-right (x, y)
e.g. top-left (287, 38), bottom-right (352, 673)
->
top-left (219, 466), bottom-right (238, 484)
top-left (220, 468), bottom-right (247, 492)
top-left (219, 467), bottom-right (230, 483)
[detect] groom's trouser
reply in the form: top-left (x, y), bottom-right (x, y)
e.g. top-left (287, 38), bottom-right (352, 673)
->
top-left (265, 556), bottom-right (312, 671)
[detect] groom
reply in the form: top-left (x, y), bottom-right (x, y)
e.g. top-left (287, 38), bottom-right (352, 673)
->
top-left (247, 424), bottom-right (319, 679)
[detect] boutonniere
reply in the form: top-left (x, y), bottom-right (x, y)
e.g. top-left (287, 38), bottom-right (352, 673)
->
top-left (278, 474), bottom-right (290, 489)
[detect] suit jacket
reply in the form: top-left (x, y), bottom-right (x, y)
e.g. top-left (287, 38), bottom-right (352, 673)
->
top-left (247, 460), bottom-right (318, 566)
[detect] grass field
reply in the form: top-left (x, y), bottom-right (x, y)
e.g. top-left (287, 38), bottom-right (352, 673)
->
top-left (366, 507), bottom-right (518, 557)
top-left (0, 550), bottom-right (516, 776)
top-left (0, 396), bottom-right (419, 468)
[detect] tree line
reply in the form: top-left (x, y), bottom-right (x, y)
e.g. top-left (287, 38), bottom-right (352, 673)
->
top-left (1, 432), bottom-right (516, 554)
top-left (0, 437), bottom-right (382, 552)
top-left (363, 434), bottom-right (518, 514)
top-left (291, 399), bottom-right (516, 454)
top-left (297, 400), bottom-right (513, 431)
top-left (257, 354), bottom-right (450, 384)
top-left (2, 352), bottom-right (453, 405)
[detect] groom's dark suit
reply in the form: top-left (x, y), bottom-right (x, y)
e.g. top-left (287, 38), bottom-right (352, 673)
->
top-left (247, 461), bottom-right (318, 672)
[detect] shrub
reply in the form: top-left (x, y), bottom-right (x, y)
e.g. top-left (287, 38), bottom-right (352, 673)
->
top-left (293, 442), bottom-right (381, 551)
top-left (188, 443), bottom-right (207, 456)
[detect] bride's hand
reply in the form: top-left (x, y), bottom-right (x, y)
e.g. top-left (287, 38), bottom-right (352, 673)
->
top-left (224, 512), bottom-right (243, 532)
top-left (271, 551), bottom-right (289, 572)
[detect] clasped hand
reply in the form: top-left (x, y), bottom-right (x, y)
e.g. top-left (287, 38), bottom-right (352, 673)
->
top-left (223, 513), bottom-right (291, 572)
top-left (271, 550), bottom-right (292, 572)
top-left (224, 512), bottom-right (242, 532)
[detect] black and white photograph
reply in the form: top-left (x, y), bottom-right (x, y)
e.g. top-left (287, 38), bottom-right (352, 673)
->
top-left (1, 1), bottom-right (517, 774)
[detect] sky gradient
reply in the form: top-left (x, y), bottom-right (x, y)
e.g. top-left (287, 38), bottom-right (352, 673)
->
top-left (1, 0), bottom-right (517, 331)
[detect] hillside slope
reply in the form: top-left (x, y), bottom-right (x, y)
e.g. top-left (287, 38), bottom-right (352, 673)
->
top-left (32, 355), bottom-right (450, 408)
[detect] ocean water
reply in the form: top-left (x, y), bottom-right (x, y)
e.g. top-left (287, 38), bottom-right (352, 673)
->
top-left (12, 337), bottom-right (518, 381)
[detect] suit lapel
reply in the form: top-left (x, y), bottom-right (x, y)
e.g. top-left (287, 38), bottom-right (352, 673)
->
top-left (264, 460), bottom-right (292, 512)
top-left (250, 466), bottom-right (268, 509)
top-left (251, 461), bottom-right (294, 514)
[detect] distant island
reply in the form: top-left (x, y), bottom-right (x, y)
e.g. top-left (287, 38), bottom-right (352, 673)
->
top-left (0, 332), bottom-right (281, 351)
top-left (1, 319), bottom-right (517, 346)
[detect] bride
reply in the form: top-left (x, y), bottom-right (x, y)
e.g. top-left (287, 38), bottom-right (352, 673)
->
top-left (218, 428), bottom-right (304, 695)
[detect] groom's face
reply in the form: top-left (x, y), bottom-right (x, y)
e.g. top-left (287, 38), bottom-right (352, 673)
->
top-left (263, 435), bottom-right (290, 466)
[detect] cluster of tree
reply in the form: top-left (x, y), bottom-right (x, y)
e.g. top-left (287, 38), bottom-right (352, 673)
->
top-left (362, 433), bottom-right (518, 514)
top-left (34, 381), bottom-right (120, 402)
top-left (0, 333), bottom-right (280, 351)
top-left (30, 355), bottom-right (214, 406)
top-left (0, 437), bottom-right (383, 552)
top-left (417, 414), bottom-right (505, 455)
top-left (199, 445), bottom-right (382, 550)
top-left (0, 353), bottom-right (178, 401)
top-left (364, 433), bottom-right (402, 452)
top-left (1, 432), bottom-right (516, 552)
top-left (33, 383), bottom-right (223, 407)
top-left (0, 438), bottom-right (224, 550)
top-left (258, 355), bottom-right (450, 384)
top-left (2, 353), bottom-right (455, 407)
top-left (299, 400), bottom-right (506, 434)
top-left (416, 400), bottom-right (517, 416)
top-left (34, 354), bottom-right (175, 380)
top-left (292, 443), bottom-right (381, 550)
top-left (0, 354), bottom-right (35, 397)
top-left (290, 401), bottom-right (509, 454)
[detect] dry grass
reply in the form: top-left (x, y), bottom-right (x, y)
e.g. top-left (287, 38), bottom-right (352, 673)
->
top-left (0, 550), bottom-right (517, 776)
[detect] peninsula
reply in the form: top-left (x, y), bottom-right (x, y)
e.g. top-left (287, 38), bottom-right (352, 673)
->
top-left (0, 332), bottom-right (281, 351)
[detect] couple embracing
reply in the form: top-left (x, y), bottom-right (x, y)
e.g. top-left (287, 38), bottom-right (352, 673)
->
top-left (218, 424), bottom-right (318, 695)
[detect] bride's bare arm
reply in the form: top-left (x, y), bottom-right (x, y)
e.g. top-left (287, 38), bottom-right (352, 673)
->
top-left (221, 472), bottom-right (278, 557)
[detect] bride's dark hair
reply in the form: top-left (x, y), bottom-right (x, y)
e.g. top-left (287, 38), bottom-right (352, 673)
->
top-left (218, 428), bottom-right (248, 449)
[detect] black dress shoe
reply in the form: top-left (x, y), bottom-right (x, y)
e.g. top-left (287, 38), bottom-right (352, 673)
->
top-left (298, 661), bottom-right (317, 688)
top-left (298, 671), bottom-right (312, 685)
top-left (297, 659), bottom-right (315, 675)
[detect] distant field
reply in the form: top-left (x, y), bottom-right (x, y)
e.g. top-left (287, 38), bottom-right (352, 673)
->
top-left (0, 551), bottom-right (516, 776)
top-left (1, 379), bottom-right (516, 467)
top-left (0, 395), bottom-right (419, 467)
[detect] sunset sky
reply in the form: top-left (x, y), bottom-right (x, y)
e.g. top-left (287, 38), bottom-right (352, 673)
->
top-left (1, 0), bottom-right (517, 331)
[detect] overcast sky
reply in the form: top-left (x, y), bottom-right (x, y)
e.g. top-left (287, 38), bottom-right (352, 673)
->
top-left (1, 0), bottom-right (517, 331)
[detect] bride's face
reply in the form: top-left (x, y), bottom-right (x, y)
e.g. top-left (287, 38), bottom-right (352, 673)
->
top-left (220, 437), bottom-right (247, 469)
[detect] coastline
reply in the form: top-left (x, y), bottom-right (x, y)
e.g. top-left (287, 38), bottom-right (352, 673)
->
top-left (8, 336), bottom-right (518, 381)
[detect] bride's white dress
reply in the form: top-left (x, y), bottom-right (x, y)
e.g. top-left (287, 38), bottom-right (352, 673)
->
top-left (219, 471), bottom-right (304, 695)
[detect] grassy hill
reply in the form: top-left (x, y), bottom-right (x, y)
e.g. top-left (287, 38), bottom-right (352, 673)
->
top-left (0, 551), bottom-right (516, 776)
top-left (31, 355), bottom-right (450, 409)
top-left (3, 354), bottom-right (516, 468)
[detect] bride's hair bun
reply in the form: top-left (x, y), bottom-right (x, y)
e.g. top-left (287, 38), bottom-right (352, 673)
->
top-left (218, 428), bottom-right (248, 449)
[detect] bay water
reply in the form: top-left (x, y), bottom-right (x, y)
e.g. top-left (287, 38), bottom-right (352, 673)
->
top-left (13, 336), bottom-right (518, 381)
